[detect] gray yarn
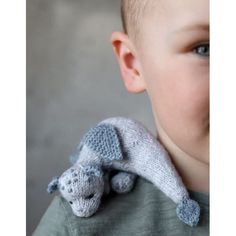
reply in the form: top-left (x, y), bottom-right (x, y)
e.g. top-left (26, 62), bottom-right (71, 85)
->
top-left (111, 171), bottom-right (137, 194)
top-left (47, 164), bottom-right (136, 217)
top-left (69, 134), bottom-right (137, 195)
top-left (80, 124), bottom-right (123, 161)
top-left (47, 176), bottom-right (59, 194)
top-left (59, 165), bottom-right (105, 217)
top-left (176, 197), bottom-right (201, 227)
top-left (47, 117), bottom-right (200, 226)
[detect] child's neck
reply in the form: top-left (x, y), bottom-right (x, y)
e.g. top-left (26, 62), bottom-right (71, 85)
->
top-left (156, 128), bottom-right (209, 194)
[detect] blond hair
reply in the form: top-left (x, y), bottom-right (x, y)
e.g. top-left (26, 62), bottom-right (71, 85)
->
top-left (121, 0), bottom-right (154, 40)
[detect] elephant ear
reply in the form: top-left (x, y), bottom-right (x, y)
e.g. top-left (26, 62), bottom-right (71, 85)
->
top-left (47, 176), bottom-right (59, 194)
top-left (80, 124), bottom-right (123, 161)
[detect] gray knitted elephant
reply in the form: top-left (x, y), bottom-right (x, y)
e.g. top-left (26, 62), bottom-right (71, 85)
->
top-left (47, 117), bottom-right (201, 227)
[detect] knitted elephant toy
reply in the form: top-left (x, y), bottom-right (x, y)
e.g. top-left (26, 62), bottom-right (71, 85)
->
top-left (47, 117), bottom-right (201, 227)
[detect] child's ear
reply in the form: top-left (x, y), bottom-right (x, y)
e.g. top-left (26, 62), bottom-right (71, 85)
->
top-left (111, 32), bottom-right (146, 93)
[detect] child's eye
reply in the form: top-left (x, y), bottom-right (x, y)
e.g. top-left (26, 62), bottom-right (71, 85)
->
top-left (192, 43), bottom-right (209, 57)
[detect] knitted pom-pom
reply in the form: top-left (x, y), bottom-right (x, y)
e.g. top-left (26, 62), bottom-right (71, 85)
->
top-left (111, 172), bottom-right (136, 194)
top-left (176, 197), bottom-right (200, 227)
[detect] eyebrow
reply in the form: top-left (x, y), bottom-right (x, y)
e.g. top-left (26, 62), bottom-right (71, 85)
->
top-left (172, 23), bottom-right (209, 35)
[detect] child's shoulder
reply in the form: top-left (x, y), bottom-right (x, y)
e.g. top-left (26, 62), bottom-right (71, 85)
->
top-left (33, 177), bottom-right (209, 236)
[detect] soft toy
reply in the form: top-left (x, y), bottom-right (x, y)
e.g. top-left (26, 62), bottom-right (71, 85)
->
top-left (47, 117), bottom-right (201, 227)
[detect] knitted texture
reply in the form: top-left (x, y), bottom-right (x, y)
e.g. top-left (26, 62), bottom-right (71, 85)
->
top-left (176, 197), bottom-right (201, 227)
top-left (47, 117), bottom-right (201, 226)
top-left (99, 117), bottom-right (189, 204)
top-left (80, 124), bottom-right (123, 161)
top-left (47, 176), bottom-right (59, 194)
top-left (47, 162), bottom-right (137, 217)
top-left (111, 171), bottom-right (137, 194)
top-left (49, 165), bottom-right (105, 217)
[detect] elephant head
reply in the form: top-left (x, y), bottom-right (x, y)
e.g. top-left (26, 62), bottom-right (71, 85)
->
top-left (47, 123), bottom-right (125, 217)
top-left (47, 164), bottom-right (105, 217)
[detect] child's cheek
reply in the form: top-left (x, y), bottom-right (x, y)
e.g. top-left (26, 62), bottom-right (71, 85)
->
top-left (183, 67), bottom-right (209, 134)
top-left (162, 61), bottom-right (209, 137)
top-left (149, 66), bottom-right (209, 160)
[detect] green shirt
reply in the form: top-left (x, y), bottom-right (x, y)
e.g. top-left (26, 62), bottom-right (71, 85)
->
top-left (33, 177), bottom-right (209, 236)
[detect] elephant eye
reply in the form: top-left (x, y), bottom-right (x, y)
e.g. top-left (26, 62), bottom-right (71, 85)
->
top-left (69, 201), bottom-right (73, 205)
top-left (84, 193), bottom-right (94, 200)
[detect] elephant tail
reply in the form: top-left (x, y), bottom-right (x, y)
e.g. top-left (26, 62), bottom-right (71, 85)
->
top-left (176, 197), bottom-right (201, 227)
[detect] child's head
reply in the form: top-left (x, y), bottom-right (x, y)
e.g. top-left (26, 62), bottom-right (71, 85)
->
top-left (111, 0), bottom-right (209, 165)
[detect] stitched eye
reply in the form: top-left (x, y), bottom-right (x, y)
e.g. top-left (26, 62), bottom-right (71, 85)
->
top-left (69, 201), bottom-right (73, 204)
top-left (84, 193), bottom-right (94, 200)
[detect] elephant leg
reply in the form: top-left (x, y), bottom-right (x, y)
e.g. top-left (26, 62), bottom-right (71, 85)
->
top-left (111, 171), bottom-right (137, 194)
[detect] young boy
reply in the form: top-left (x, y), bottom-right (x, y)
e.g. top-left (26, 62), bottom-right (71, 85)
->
top-left (33, 0), bottom-right (209, 235)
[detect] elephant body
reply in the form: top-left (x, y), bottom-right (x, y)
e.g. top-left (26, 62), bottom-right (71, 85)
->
top-left (75, 117), bottom-right (188, 204)
top-left (48, 117), bottom-right (201, 227)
